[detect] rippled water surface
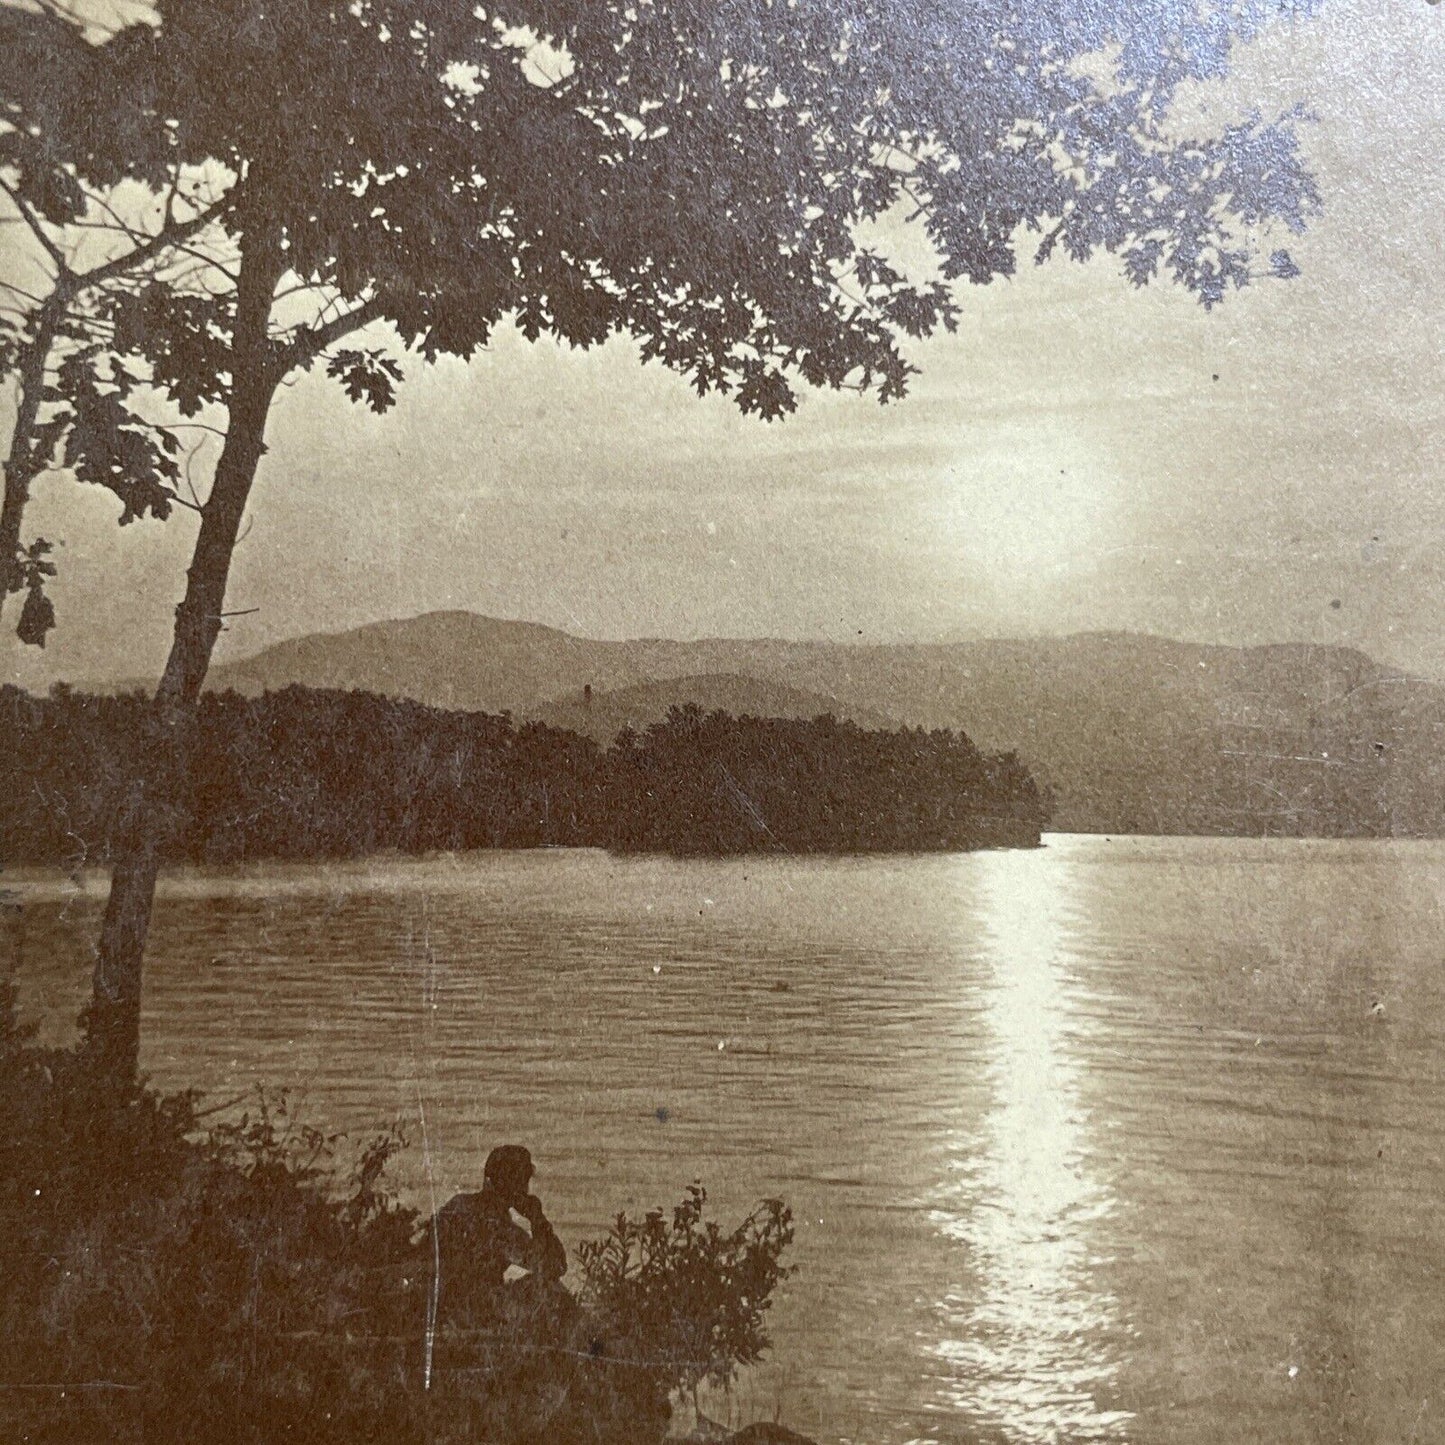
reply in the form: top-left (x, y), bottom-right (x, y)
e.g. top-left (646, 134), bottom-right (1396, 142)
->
top-left (9, 836), bottom-right (1445, 1444)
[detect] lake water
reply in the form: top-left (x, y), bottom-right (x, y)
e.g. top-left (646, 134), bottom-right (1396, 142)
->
top-left (7, 835), bottom-right (1445, 1444)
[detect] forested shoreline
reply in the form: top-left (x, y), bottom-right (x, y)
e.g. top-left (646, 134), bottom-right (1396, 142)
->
top-left (0, 685), bottom-right (1049, 867)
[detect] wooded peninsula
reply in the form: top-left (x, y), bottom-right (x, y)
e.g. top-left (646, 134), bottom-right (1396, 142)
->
top-left (1, 685), bottom-right (1049, 867)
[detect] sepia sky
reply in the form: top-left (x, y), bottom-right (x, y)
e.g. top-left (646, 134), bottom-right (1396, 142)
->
top-left (5, 0), bottom-right (1445, 691)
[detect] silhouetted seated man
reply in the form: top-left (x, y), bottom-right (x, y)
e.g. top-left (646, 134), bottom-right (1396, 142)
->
top-left (428, 1144), bottom-right (572, 1334)
top-left (425, 1146), bottom-right (580, 1429)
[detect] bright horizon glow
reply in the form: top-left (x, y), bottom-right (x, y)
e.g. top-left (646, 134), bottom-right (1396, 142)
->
top-left (936, 426), bottom-right (1121, 584)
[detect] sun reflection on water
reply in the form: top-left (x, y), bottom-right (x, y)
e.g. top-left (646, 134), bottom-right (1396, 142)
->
top-left (927, 849), bottom-right (1132, 1443)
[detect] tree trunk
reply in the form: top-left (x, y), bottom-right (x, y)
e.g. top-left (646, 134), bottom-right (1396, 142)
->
top-left (0, 292), bottom-right (66, 606)
top-left (82, 233), bottom-right (283, 1090)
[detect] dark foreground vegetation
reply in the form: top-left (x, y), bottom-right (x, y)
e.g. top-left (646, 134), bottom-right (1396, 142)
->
top-left (0, 685), bottom-right (1048, 866)
top-left (0, 978), bottom-right (803, 1444)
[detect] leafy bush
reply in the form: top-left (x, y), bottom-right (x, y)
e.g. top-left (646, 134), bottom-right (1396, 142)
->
top-left (577, 1184), bottom-right (796, 1422)
top-left (0, 1063), bottom-right (423, 1444)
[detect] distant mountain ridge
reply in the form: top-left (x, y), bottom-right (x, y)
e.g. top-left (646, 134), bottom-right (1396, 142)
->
top-left (189, 611), bottom-right (1445, 836)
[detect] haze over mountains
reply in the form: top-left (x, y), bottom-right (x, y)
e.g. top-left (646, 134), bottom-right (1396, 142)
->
top-left (175, 611), bottom-right (1445, 836)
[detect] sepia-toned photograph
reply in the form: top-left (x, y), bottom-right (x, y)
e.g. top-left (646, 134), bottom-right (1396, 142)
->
top-left (2, 1), bottom-right (1443, 1441)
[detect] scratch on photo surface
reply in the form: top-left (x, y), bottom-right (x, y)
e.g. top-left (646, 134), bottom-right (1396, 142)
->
top-left (406, 902), bottom-right (441, 1390)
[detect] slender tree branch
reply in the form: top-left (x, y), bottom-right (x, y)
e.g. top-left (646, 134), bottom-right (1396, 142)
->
top-left (162, 164), bottom-right (182, 234)
top-left (0, 185), bottom-right (234, 607)
top-left (75, 186), bottom-right (153, 249)
top-left (296, 286), bottom-right (351, 332)
top-left (70, 195), bottom-right (233, 293)
top-left (180, 437), bottom-right (209, 509)
top-left (0, 177), bottom-right (66, 275)
top-left (277, 294), bottom-right (388, 373)
top-left (157, 259), bottom-right (230, 296)
top-left (273, 278), bottom-right (338, 303)
top-left (56, 219), bottom-right (137, 233)
top-left (151, 239), bottom-right (240, 287)
top-left (0, 280), bottom-right (48, 307)
top-left (159, 486), bottom-right (203, 514)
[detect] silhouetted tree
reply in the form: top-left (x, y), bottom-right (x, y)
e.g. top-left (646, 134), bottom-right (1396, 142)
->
top-left (0, 6), bottom-right (234, 638)
top-left (2, 0), bottom-right (1319, 1087)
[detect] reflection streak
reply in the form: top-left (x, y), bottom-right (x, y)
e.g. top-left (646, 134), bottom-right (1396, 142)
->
top-left (930, 851), bottom-right (1131, 1443)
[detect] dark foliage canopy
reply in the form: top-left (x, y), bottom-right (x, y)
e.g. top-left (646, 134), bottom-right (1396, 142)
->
top-left (2, 0), bottom-right (1319, 440)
